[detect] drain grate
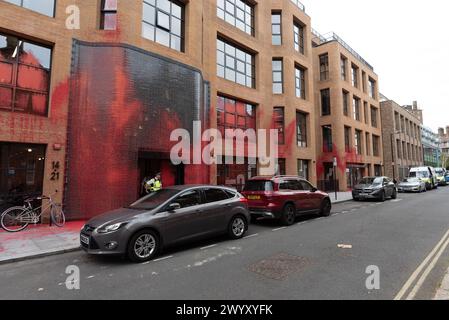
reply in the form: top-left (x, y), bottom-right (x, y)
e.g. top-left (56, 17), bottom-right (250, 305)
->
top-left (248, 253), bottom-right (310, 280)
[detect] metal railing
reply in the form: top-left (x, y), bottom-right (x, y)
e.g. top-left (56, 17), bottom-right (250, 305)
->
top-left (311, 30), bottom-right (374, 71)
top-left (290, 0), bottom-right (306, 12)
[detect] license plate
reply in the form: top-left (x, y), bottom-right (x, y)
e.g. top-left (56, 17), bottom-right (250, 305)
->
top-left (247, 195), bottom-right (261, 200)
top-left (80, 234), bottom-right (90, 245)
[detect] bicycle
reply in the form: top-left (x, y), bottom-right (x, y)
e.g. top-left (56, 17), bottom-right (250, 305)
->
top-left (0, 191), bottom-right (65, 232)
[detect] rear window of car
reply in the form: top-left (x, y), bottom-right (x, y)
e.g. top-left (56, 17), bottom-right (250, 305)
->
top-left (203, 188), bottom-right (230, 203)
top-left (243, 181), bottom-right (274, 192)
top-left (410, 171), bottom-right (429, 178)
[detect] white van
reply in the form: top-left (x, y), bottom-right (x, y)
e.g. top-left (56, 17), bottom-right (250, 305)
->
top-left (409, 166), bottom-right (438, 190)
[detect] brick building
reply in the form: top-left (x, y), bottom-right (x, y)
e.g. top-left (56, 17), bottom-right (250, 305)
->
top-left (311, 31), bottom-right (383, 191)
top-left (438, 127), bottom-right (449, 169)
top-left (0, 0), bottom-right (319, 220)
top-left (379, 96), bottom-right (423, 181)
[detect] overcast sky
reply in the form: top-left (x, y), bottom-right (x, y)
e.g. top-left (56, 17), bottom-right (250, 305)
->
top-left (301, 0), bottom-right (449, 132)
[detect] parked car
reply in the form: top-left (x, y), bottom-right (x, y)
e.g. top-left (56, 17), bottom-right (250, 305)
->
top-left (352, 177), bottom-right (397, 202)
top-left (434, 168), bottom-right (447, 186)
top-left (397, 177), bottom-right (427, 193)
top-left (409, 167), bottom-right (438, 190)
top-left (80, 185), bottom-right (250, 262)
top-left (241, 176), bottom-right (331, 226)
top-left (446, 171), bottom-right (449, 184)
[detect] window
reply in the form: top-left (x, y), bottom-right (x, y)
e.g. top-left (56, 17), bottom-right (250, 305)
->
top-left (341, 56), bottom-right (347, 80)
top-left (297, 160), bottom-right (309, 181)
top-left (272, 59), bottom-right (283, 94)
top-left (321, 89), bottom-right (331, 116)
top-left (364, 102), bottom-right (369, 124)
top-left (373, 135), bottom-right (380, 157)
top-left (273, 107), bottom-right (285, 145)
top-left (343, 90), bottom-right (349, 116)
top-left (203, 188), bottom-right (230, 203)
top-left (0, 33), bottom-right (52, 116)
top-left (366, 133), bottom-right (371, 156)
top-left (100, 0), bottom-right (118, 30)
top-left (277, 159), bottom-right (286, 175)
top-left (271, 12), bottom-right (282, 45)
top-left (397, 140), bottom-right (401, 159)
top-left (402, 141), bottom-right (406, 159)
top-left (0, 143), bottom-right (46, 198)
top-left (322, 126), bottom-right (333, 152)
top-left (371, 106), bottom-right (378, 128)
top-left (295, 65), bottom-right (306, 99)
top-left (300, 180), bottom-right (314, 191)
top-left (296, 111), bottom-right (307, 148)
top-left (369, 78), bottom-right (376, 99)
top-left (216, 96), bottom-right (256, 136)
top-left (4, 0), bottom-right (55, 17)
top-left (142, 0), bottom-right (184, 52)
top-left (293, 21), bottom-right (304, 54)
top-left (395, 112), bottom-right (400, 131)
top-left (353, 97), bottom-right (361, 121)
top-left (217, 0), bottom-right (254, 36)
top-left (355, 130), bottom-right (363, 155)
top-left (344, 126), bottom-right (351, 153)
top-left (351, 64), bottom-right (359, 88)
top-left (174, 190), bottom-right (202, 208)
top-left (319, 54), bottom-right (329, 81)
top-left (362, 71), bottom-right (366, 93)
top-left (271, 12), bottom-right (282, 46)
top-left (217, 38), bottom-right (254, 88)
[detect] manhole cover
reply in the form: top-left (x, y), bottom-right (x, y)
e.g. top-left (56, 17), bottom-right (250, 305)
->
top-left (248, 253), bottom-right (310, 280)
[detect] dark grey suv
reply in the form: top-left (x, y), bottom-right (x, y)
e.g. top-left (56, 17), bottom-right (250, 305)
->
top-left (80, 185), bottom-right (250, 262)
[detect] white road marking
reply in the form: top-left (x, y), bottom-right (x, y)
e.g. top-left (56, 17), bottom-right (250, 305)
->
top-left (87, 275), bottom-right (95, 279)
top-left (200, 244), bottom-right (218, 250)
top-left (272, 227), bottom-right (287, 231)
top-left (391, 199), bottom-right (403, 203)
top-left (394, 228), bottom-right (449, 300)
top-left (406, 235), bottom-right (449, 300)
top-left (243, 233), bottom-right (259, 239)
top-left (153, 255), bottom-right (174, 262)
top-left (342, 211), bottom-right (349, 213)
top-left (141, 261), bottom-right (151, 265)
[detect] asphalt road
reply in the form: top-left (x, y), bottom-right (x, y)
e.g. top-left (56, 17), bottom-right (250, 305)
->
top-left (1, 186), bottom-right (449, 300)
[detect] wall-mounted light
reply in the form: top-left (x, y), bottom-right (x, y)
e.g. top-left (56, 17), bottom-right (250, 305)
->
top-left (27, 149), bottom-right (33, 153)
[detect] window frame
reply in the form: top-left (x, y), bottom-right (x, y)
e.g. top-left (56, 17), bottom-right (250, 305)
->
top-left (296, 111), bottom-right (308, 148)
top-left (273, 107), bottom-right (285, 145)
top-left (217, 0), bottom-right (255, 36)
top-left (272, 58), bottom-right (283, 94)
top-left (295, 64), bottom-right (306, 99)
top-left (271, 12), bottom-right (282, 45)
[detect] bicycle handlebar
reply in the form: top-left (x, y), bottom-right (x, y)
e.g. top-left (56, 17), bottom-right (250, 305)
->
top-left (25, 190), bottom-right (59, 202)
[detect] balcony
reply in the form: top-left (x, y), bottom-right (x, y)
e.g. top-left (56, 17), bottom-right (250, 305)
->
top-left (312, 30), bottom-right (374, 71)
top-left (290, 0), bottom-right (306, 12)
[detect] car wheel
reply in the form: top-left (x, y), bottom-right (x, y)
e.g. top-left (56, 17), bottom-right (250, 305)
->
top-left (320, 198), bottom-right (332, 217)
top-left (379, 191), bottom-right (386, 202)
top-left (281, 204), bottom-right (296, 226)
top-left (127, 230), bottom-right (159, 263)
top-left (228, 215), bottom-right (247, 239)
top-left (391, 189), bottom-right (397, 200)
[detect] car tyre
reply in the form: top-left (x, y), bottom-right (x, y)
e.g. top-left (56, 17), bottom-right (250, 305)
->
top-left (228, 215), bottom-right (248, 239)
top-left (391, 189), bottom-right (397, 200)
top-left (320, 198), bottom-right (332, 217)
top-left (379, 191), bottom-right (386, 202)
top-left (281, 204), bottom-right (296, 226)
top-left (127, 229), bottom-right (160, 263)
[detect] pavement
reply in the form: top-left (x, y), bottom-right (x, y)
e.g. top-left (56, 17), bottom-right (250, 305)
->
top-left (329, 191), bottom-right (353, 204)
top-left (1, 187), bottom-right (449, 299)
top-left (0, 221), bottom-right (84, 264)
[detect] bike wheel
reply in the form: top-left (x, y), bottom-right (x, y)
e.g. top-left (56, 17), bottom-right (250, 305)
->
top-left (51, 204), bottom-right (65, 227)
top-left (1, 207), bottom-right (30, 232)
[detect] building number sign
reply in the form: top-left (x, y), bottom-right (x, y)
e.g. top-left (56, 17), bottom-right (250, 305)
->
top-left (51, 161), bottom-right (60, 181)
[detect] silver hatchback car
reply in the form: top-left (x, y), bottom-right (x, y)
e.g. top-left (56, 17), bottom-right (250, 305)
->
top-left (80, 185), bottom-right (250, 262)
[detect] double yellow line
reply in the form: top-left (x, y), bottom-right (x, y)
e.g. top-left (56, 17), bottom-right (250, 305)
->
top-left (394, 228), bottom-right (449, 300)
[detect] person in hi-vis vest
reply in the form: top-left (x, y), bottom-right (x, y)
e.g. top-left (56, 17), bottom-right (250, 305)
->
top-left (145, 173), bottom-right (162, 193)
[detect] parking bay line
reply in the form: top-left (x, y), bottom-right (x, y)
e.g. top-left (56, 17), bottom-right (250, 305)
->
top-left (200, 244), bottom-right (218, 250)
top-left (272, 227), bottom-right (287, 232)
top-left (394, 228), bottom-right (449, 300)
top-left (243, 233), bottom-right (259, 239)
top-left (152, 255), bottom-right (174, 263)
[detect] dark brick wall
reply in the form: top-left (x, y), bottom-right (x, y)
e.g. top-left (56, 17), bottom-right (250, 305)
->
top-left (65, 40), bottom-right (209, 220)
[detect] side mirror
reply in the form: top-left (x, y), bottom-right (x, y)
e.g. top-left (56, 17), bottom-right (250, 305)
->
top-left (168, 203), bottom-right (181, 211)
top-left (311, 187), bottom-right (318, 193)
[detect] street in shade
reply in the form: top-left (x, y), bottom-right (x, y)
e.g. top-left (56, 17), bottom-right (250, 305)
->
top-left (1, 175), bottom-right (449, 300)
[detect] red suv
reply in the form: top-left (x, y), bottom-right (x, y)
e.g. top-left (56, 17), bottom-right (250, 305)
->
top-left (242, 176), bottom-right (331, 226)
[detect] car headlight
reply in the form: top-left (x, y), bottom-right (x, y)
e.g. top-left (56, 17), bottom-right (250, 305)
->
top-left (98, 222), bottom-right (128, 234)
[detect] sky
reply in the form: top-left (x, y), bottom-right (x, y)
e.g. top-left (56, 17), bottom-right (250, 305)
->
top-left (301, 0), bottom-right (449, 133)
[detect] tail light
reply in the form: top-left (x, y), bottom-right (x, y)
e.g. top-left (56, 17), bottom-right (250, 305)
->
top-left (239, 195), bottom-right (248, 204)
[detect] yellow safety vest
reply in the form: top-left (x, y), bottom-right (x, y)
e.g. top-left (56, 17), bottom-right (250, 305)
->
top-left (151, 180), bottom-right (162, 192)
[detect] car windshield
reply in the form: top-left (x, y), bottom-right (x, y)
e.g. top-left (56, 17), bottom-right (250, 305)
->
top-left (129, 189), bottom-right (179, 210)
top-left (403, 178), bottom-right (419, 183)
top-left (243, 181), bottom-right (274, 192)
top-left (358, 177), bottom-right (383, 185)
top-left (435, 169), bottom-right (444, 176)
top-left (410, 171), bottom-right (429, 178)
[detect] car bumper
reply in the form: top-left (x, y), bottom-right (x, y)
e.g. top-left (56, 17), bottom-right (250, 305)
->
top-left (249, 208), bottom-right (279, 219)
top-left (80, 228), bottom-right (130, 256)
top-left (398, 186), bottom-right (421, 192)
top-left (352, 190), bottom-right (383, 199)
